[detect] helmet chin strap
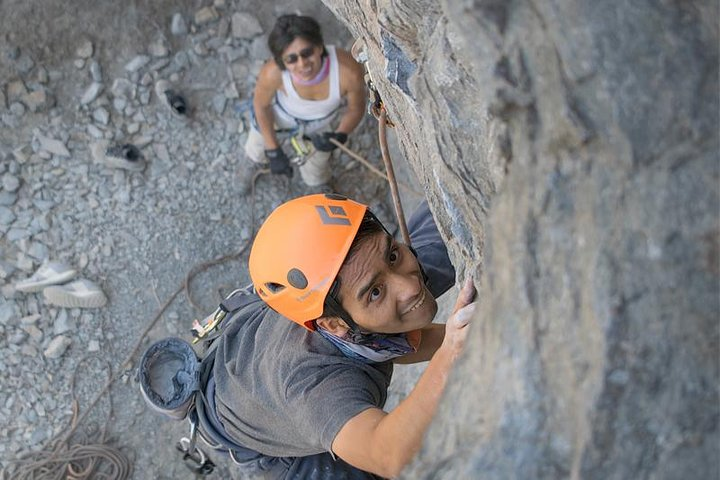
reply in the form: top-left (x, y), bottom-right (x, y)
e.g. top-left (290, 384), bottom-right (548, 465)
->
top-left (325, 295), bottom-right (364, 333)
top-left (325, 280), bottom-right (362, 333)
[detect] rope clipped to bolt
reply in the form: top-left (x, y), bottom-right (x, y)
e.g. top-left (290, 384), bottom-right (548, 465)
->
top-left (349, 37), bottom-right (412, 246)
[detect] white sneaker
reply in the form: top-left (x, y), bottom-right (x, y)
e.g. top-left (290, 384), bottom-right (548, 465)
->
top-left (43, 279), bottom-right (108, 309)
top-left (15, 261), bottom-right (77, 293)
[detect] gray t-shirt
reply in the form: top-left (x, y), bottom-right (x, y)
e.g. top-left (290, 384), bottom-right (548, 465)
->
top-left (213, 299), bottom-right (393, 457)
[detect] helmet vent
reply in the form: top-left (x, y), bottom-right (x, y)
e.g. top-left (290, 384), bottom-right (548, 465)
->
top-left (265, 282), bottom-right (286, 293)
top-left (287, 268), bottom-right (308, 289)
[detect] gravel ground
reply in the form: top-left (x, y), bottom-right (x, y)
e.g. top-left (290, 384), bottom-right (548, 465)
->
top-left (0, 1), bottom-right (453, 478)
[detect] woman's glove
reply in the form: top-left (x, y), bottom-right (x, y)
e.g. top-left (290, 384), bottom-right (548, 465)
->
top-left (264, 148), bottom-right (293, 177)
top-left (306, 132), bottom-right (348, 152)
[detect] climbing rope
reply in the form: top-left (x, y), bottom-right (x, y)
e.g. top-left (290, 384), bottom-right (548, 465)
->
top-left (328, 137), bottom-right (422, 197)
top-left (349, 36), bottom-right (412, 246)
top-left (5, 358), bottom-right (133, 480)
top-left (377, 107), bottom-right (412, 246)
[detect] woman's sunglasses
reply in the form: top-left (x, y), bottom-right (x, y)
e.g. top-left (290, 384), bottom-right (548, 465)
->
top-left (283, 46), bottom-right (315, 65)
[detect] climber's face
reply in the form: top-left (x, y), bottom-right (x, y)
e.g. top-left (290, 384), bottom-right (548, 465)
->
top-left (336, 232), bottom-right (438, 334)
top-left (282, 37), bottom-right (323, 81)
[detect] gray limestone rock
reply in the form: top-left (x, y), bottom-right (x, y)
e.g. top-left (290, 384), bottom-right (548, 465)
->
top-left (9, 102), bottom-right (25, 116)
top-left (326, 0), bottom-right (719, 479)
top-left (80, 82), bottom-right (103, 105)
top-left (148, 38), bottom-right (170, 58)
top-left (35, 65), bottom-right (48, 84)
top-left (231, 12), bottom-right (263, 39)
top-left (1, 173), bottom-right (20, 192)
top-left (35, 134), bottom-right (70, 157)
top-left (76, 39), bottom-right (94, 59)
top-left (0, 192), bottom-right (17, 206)
top-left (0, 260), bottom-right (16, 278)
top-left (15, 53), bottom-right (35, 74)
top-left (89, 60), bottom-right (103, 82)
top-left (92, 106), bottom-right (110, 125)
top-left (43, 335), bottom-right (71, 359)
top-left (7, 79), bottom-right (28, 103)
top-left (171, 13), bottom-right (188, 36)
top-left (23, 88), bottom-right (54, 113)
top-left (87, 124), bottom-right (104, 139)
top-left (194, 6), bottom-right (219, 26)
top-left (111, 78), bottom-right (135, 98)
top-left (249, 36), bottom-right (270, 61)
top-left (124, 55), bottom-right (151, 73)
top-left (0, 302), bottom-right (15, 325)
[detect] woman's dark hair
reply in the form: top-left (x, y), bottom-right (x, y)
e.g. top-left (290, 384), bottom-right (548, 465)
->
top-left (268, 14), bottom-right (327, 70)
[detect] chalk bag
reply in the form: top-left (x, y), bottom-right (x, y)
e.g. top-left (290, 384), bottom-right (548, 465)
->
top-left (138, 337), bottom-right (200, 421)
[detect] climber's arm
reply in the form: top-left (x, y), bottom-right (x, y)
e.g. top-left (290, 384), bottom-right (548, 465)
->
top-left (332, 280), bottom-right (477, 478)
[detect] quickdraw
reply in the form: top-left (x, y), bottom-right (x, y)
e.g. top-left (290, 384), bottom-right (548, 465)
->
top-left (289, 134), bottom-right (313, 166)
top-left (175, 414), bottom-right (215, 475)
top-left (176, 437), bottom-right (215, 475)
top-left (191, 307), bottom-right (227, 344)
top-left (190, 287), bottom-right (247, 344)
top-left (352, 39), bottom-right (395, 128)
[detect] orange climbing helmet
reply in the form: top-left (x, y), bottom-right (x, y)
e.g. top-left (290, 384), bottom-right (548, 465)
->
top-left (249, 194), bottom-right (368, 330)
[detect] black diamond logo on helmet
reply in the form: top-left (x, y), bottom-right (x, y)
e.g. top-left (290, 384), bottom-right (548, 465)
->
top-left (315, 205), bottom-right (351, 225)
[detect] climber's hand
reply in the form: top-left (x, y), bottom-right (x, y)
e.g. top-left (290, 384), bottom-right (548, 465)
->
top-left (265, 148), bottom-right (293, 177)
top-left (306, 131), bottom-right (348, 152)
top-left (440, 278), bottom-right (477, 361)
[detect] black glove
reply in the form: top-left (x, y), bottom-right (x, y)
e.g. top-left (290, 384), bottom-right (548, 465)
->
top-left (306, 131), bottom-right (348, 152)
top-left (264, 148), bottom-right (293, 177)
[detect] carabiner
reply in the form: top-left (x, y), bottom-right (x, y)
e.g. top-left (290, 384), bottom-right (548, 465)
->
top-left (177, 436), bottom-right (216, 475)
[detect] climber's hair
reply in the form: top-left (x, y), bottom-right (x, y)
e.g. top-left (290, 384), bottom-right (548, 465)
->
top-left (268, 14), bottom-right (327, 70)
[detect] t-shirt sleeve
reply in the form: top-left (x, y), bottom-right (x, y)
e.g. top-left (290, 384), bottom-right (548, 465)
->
top-left (408, 201), bottom-right (456, 298)
top-left (285, 363), bottom-right (387, 453)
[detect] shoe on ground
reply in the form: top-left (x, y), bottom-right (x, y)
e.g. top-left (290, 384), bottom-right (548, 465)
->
top-left (237, 159), bottom-right (268, 195)
top-left (155, 80), bottom-right (188, 118)
top-left (43, 279), bottom-right (108, 309)
top-left (15, 261), bottom-right (77, 293)
top-left (91, 140), bottom-right (146, 172)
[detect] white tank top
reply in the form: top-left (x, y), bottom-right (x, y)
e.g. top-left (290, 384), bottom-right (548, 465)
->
top-left (275, 45), bottom-right (342, 122)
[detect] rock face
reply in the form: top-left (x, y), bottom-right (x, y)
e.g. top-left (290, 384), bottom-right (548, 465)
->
top-left (325, 1), bottom-right (719, 478)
